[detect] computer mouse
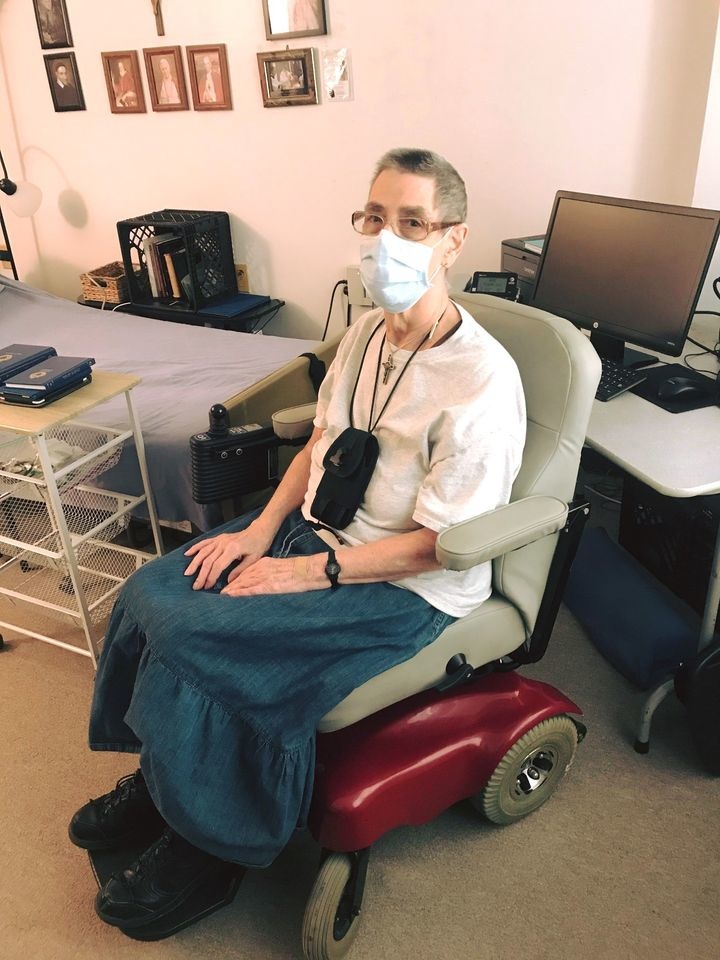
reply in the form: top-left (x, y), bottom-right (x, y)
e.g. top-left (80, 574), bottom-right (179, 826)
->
top-left (656, 376), bottom-right (711, 402)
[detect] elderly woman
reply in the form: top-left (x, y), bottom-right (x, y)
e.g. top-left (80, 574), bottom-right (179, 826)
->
top-left (69, 148), bottom-right (526, 934)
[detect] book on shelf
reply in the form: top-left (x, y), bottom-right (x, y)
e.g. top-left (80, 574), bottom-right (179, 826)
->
top-left (142, 234), bottom-right (191, 301)
top-left (0, 344), bottom-right (57, 384)
top-left (142, 232), bottom-right (177, 299)
top-left (161, 242), bottom-right (190, 301)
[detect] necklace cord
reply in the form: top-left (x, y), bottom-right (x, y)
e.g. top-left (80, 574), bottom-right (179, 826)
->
top-left (348, 302), bottom-right (451, 433)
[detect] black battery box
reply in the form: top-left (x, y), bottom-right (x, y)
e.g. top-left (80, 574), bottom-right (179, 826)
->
top-left (190, 404), bottom-right (278, 504)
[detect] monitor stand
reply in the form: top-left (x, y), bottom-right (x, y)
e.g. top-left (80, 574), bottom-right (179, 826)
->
top-left (590, 331), bottom-right (658, 369)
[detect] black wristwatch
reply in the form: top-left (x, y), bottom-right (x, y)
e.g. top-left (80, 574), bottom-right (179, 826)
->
top-left (324, 548), bottom-right (341, 590)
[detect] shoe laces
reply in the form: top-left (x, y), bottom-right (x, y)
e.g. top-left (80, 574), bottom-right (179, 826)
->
top-left (121, 827), bottom-right (174, 884)
top-left (95, 770), bottom-right (142, 814)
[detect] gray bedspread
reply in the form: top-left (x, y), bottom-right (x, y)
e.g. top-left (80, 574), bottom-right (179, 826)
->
top-left (0, 280), bottom-right (319, 530)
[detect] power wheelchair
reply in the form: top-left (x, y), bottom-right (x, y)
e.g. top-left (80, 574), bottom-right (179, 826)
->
top-left (92, 293), bottom-right (601, 957)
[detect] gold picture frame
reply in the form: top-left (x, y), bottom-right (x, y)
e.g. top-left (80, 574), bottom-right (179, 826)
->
top-left (257, 48), bottom-right (318, 108)
top-left (261, 0), bottom-right (327, 41)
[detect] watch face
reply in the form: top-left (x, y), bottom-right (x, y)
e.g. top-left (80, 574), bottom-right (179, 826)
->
top-left (326, 561), bottom-right (340, 576)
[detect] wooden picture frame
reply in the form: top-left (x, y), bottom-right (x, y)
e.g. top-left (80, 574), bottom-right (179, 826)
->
top-left (101, 51), bottom-right (146, 114)
top-left (186, 44), bottom-right (232, 111)
top-left (261, 0), bottom-right (327, 40)
top-left (32, 0), bottom-right (73, 49)
top-left (257, 48), bottom-right (318, 108)
top-left (143, 46), bottom-right (189, 112)
top-left (43, 52), bottom-right (85, 112)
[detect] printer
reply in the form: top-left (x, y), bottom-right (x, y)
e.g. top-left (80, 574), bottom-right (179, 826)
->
top-left (500, 236), bottom-right (542, 302)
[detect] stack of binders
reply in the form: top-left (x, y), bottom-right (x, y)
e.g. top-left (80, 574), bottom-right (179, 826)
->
top-left (0, 345), bottom-right (95, 407)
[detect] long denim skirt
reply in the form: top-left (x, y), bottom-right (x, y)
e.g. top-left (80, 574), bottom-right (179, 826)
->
top-left (89, 509), bottom-right (455, 867)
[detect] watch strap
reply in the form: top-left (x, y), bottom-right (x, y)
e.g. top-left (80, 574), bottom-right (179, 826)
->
top-left (324, 547), bottom-right (341, 590)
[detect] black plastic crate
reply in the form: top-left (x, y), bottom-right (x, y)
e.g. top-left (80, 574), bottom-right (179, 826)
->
top-left (619, 476), bottom-right (720, 631)
top-left (117, 209), bottom-right (237, 309)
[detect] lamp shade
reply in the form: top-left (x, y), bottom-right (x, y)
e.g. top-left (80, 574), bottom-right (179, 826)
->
top-left (1, 179), bottom-right (42, 217)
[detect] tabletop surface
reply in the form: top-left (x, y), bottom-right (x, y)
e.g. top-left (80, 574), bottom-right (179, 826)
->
top-left (0, 370), bottom-right (140, 436)
top-left (586, 314), bottom-right (720, 498)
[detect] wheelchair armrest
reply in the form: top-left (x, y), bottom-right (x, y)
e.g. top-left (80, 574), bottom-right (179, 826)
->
top-left (436, 495), bottom-right (568, 571)
top-left (272, 403), bottom-right (317, 441)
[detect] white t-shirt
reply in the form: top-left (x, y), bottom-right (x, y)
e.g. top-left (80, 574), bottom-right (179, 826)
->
top-left (301, 303), bottom-right (526, 617)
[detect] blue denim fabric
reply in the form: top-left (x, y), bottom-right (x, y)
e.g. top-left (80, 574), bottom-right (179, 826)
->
top-left (89, 509), bottom-right (455, 867)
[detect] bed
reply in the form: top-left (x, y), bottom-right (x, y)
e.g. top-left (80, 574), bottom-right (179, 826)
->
top-left (0, 277), bottom-right (336, 530)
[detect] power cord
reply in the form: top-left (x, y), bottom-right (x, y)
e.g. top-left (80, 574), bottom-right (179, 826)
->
top-left (320, 279), bottom-right (348, 341)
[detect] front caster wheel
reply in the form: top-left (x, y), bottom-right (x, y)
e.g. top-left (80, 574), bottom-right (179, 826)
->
top-left (302, 852), bottom-right (366, 960)
top-left (474, 714), bottom-right (579, 824)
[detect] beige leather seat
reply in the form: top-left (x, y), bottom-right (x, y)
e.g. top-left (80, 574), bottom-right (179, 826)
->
top-left (314, 292), bottom-right (601, 733)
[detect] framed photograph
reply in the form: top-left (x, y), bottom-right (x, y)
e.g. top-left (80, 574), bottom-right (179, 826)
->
top-left (262, 0), bottom-right (327, 40)
top-left (143, 46), bottom-right (189, 111)
top-left (101, 51), bottom-right (146, 114)
top-left (43, 52), bottom-right (85, 112)
top-left (33, 0), bottom-right (73, 49)
top-left (257, 48), bottom-right (318, 108)
top-left (186, 44), bottom-right (232, 111)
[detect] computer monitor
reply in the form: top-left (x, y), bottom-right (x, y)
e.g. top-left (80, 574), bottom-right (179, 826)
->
top-left (531, 191), bottom-right (720, 366)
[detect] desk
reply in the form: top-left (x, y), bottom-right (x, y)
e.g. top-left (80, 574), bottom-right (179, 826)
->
top-left (583, 315), bottom-right (720, 748)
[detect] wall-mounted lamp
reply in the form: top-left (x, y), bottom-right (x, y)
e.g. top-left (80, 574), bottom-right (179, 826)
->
top-left (0, 148), bottom-right (42, 280)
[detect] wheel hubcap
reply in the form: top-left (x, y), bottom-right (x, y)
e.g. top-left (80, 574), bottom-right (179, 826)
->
top-left (515, 749), bottom-right (555, 795)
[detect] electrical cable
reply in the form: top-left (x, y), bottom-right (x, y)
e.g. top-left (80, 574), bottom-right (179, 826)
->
top-left (321, 279), bottom-right (347, 341)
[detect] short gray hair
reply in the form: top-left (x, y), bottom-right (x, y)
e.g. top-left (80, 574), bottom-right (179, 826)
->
top-left (371, 148), bottom-right (467, 222)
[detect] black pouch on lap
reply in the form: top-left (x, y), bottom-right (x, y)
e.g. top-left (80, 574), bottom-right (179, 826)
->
top-left (310, 427), bottom-right (380, 529)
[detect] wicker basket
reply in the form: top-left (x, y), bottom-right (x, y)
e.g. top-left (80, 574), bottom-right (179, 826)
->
top-left (80, 261), bottom-right (129, 304)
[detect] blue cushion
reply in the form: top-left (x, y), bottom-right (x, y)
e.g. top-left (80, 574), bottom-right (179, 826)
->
top-left (564, 527), bottom-right (697, 689)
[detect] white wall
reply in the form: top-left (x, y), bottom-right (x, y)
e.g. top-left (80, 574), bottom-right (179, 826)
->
top-left (1, 0), bottom-right (718, 338)
top-left (694, 7), bottom-right (720, 312)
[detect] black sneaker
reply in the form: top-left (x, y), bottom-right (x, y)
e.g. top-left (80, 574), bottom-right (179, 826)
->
top-left (95, 827), bottom-right (243, 929)
top-left (69, 769), bottom-right (165, 851)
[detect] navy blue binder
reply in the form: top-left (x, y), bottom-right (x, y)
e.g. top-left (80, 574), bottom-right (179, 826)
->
top-left (0, 344), bottom-right (57, 385)
top-left (197, 293), bottom-right (271, 319)
top-left (2, 355), bottom-right (95, 405)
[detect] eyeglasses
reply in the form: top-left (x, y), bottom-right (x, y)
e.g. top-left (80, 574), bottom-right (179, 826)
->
top-left (351, 210), bottom-right (461, 243)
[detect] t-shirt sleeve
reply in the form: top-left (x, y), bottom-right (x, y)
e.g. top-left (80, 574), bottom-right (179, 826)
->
top-left (412, 372), bottom-right (525, 533)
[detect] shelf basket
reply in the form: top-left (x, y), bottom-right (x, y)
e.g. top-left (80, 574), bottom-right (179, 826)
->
top-left (80, 261), bottom-right (129, 304)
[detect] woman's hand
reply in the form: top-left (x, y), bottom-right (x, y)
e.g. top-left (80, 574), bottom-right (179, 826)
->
top-left (183, 521), bottom-right (275, 590)
top-left (220, 554), bottom-right (326, 597)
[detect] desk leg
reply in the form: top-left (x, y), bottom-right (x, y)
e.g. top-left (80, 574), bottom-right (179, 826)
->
top-left (634, 678), bottom-right (675, 753)
top-left (699, 521), bottom-right (720, 648)
top-left (634, 522), bottom-right (720, 753)
top-left (124, 390), bottom-right (164, 556)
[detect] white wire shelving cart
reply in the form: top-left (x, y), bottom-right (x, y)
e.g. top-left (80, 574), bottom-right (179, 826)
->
top-left (0, 371), bottom-right (163, 668)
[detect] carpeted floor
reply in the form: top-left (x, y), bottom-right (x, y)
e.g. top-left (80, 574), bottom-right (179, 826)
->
top-left (1, 598), bottom-right (718, 960)
top-left (1, 476), bottom-right (719, 960)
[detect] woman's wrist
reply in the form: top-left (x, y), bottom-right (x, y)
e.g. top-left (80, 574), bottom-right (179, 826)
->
top-left (292, 553), bottom-right (329, 589)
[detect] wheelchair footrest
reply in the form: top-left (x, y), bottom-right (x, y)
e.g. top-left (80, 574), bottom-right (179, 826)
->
top-left (88, 845), bottom-right (242, 941)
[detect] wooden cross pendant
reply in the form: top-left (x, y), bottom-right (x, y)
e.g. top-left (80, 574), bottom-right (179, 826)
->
top-left (381, 354), bottom-right (395, 384)
top-left (151, 0), bottom-right (165, 36)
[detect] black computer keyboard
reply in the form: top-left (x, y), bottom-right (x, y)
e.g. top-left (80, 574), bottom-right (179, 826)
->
top-left (595, 359), bottom-right (648, 402)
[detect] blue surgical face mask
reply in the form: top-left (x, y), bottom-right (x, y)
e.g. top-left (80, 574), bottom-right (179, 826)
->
top-left (359, 228), bottom-right (449, 314)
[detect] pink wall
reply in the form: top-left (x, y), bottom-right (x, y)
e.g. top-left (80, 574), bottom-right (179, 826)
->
top-left (1, 0), bottom-right (718, 337)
